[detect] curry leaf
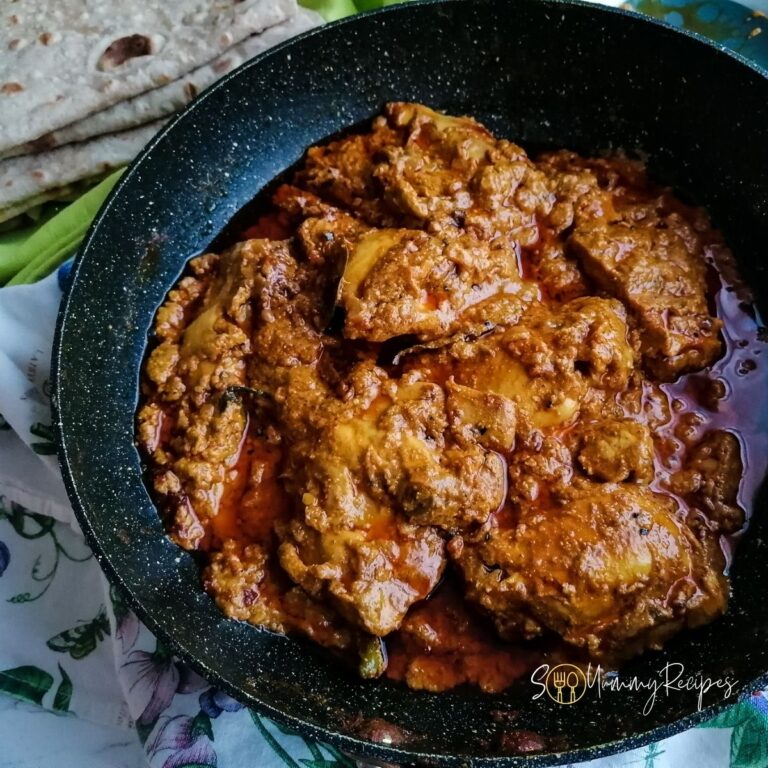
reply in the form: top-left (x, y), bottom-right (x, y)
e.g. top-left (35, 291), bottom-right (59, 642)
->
top-left (0, 665), bottom-right (54, 705)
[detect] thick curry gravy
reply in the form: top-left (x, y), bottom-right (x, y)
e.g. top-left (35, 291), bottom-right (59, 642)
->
top-left (138, 104), bottom-right (767, 693)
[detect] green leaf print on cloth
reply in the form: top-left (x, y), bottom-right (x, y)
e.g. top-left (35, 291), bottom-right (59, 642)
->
top-left (703, 695), bottom-right (768, 767)
top-left (0, 665), bottom-right (53, 705)
top-left (47, 606), bottom-right (111, 660)
top-left (0, 498), bottom-right (92, 602)
top-left (53, 664), bottom-right (73, 713)
top-left (190, 711), bottom-right (215, 742)
top-left (250, 712), bottom-right (355, 768)
top-left (29, 421), bottom-right (57, 456)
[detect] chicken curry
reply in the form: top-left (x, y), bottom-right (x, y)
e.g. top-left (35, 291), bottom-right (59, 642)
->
top-left (137, 104), bottom-right (767, 693)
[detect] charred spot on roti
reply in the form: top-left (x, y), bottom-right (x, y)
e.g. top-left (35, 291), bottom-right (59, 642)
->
top-left (97, 34), bottom-right (153, 71)
top-left (27, 133), bottom-right (56, 153)
top-left (1, 82), bottom-right (24, 94)
top-left (212, 58), bottom-right (232, 75)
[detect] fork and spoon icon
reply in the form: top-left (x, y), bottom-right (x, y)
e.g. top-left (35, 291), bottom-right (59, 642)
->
top-left (552, 668), bottom-right (581, 704)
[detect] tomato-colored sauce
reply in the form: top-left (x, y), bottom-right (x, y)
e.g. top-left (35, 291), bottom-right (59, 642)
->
top-left (209, 424), bottom-right (252, 544)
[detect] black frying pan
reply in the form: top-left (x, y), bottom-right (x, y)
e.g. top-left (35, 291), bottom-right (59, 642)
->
top-left (52, 1), bottom-right (768, 765)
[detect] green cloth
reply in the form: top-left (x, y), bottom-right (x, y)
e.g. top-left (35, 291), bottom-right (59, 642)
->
top-left (0, 0), bottom-right (397, 286)
top-left (2, 172), bottom-right (124, 286)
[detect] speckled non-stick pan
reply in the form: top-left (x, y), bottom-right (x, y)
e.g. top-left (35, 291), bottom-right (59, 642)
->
top-left (52, 0), bottom-right (768, 765)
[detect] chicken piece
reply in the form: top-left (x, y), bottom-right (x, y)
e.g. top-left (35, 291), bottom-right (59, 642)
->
top-left (150, 396), bottom-right (247, 550)
top-left (363, 379), bottom-right (508, 528)
top-left (536, 150), bottom-right (655, 232)
top-left (245, 244), bottom-right (329, 382)
top-left (149, 252), bottom-right (219, 344)
top-left (668, 430), bottom-right (745, 534)
top-left (277, 364), bottom-right (510, 635)
top-left (411, 297), bottom-right (636, 430)
top-left (204, 540), bottom-right (387, 678)
top-left (138, 240), bottom-right (289, 549)
top-left (445, 381), bottom-right (517, 454)
top-left (524, 239), bottom-right (588, 302)
top-left (454, 484), bottom-right (728, 662)
top-left (569, 222), bottom-right (722, 380)
top-left (386, 583), bottom-right (532, 693)
top-left (336, 226), bottom-right (536, 342)
top-left (143, 242), bottom-right (263, 407)
top-left (297, 103), bottom-right (554, 245)
top-left (502, 415), bottom-right (654, 506)
top-left (506, 433), bottom-right (575, 506)
top-left (293, 117), bottom-right (403, 227)
top-left (278, 514), bottom-right (444, 638)
top-left (537, 150), bottom-right (620, 233)
top-left (571, 418), bottom-right (655, 483)
top-left (377, 103), bottom-right (554, 244)
top-left (138, 237), bottom-right (334, 551)
top-left (269, 184), bottom-right (371, 264)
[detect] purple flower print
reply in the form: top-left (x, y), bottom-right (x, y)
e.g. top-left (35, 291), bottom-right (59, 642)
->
top-left (110, 584), bottom-right (139, 653)
top-left (121, 642), bottom-right (210, 727)
top-left (163, 741), bottom-right (217, 768)
top-left (123, 647), bottom-right (181, 726)
top-left (199, 688), bottom-right (244, 719)
top-left (115, 609), bottom-right (140, 653)
top-left (145, 714), bottom-right (217, 768)
top-left (176, 663), bottom-right (208, 694)
top-left (0, 541), bottom-right (9, 577)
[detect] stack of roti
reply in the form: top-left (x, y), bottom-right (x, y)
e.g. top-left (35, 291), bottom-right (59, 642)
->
top-left (0, 0), bottom-right (322, 226)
